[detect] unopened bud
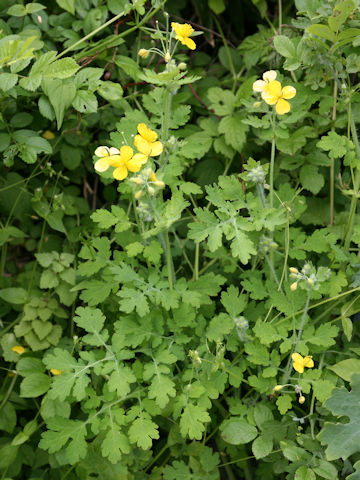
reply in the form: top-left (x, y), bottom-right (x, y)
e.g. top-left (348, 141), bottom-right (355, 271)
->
top-left (273, 385), bottom-right (284, 392)
top-left (290, 282), bottom-right (298, 291)
top-left (42, 130), bottom-right (55, 140)
top-left (253, 101), bottom-right (262, 108)
top-left (164, 51), bottom-right (171, 63)
top-left (289, 267), bottom-right (299, 274)
top-left (307, 278), bottom-right (314, 287)
top-left (135, 190), bottom-right (142, 200)
top-left (130, 177), bottom-right (144, 185)
top-left (178, 62), bottom-right (187, 70)
top-left (138, 48), bottom-right (150, 58)
top-left (148, 186), bottom-right (155, 196)
top-left (298, 395), bottom-right (305, 404)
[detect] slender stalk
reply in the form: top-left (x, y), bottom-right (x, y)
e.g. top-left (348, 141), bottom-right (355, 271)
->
top-left (278, 0), bottom-right (282, 34)
top-left (160, 88), bottom-right (172, 170)
top-left (269, 110), bottom-right (276, 209)
top-left (329, 75), bottom-right (338, 225)
top-left (212, 15), bottom-right (237, 92)
top-left (193, 243), bottom-right (199, 280)
top-left (57, 3), bottom-right (165, 59)
top-left (0, 373), bottom-right (18, 410)
top-left (344, 116), bottom-right (360, 250)
top-left (165, 233), bottom-right (174, 290)
top-left (281, 291), bottom-right (311, 385)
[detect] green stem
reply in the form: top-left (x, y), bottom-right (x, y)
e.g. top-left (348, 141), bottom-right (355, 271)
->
top-left (278, 0), bottom-right (282, 34)
top-left (57, 3), bottom-right (165, 59)
top-left (0, 373), bottom-right (18, 410)
top-left (344, 116), bottom-right (360, 250)
top-left (329, 75), bottom-right (338, 225)
top-left (269, 111), bottom-right (276, 209)
top-left (281, 291), bottom-right (311, 385)
top-left (193, 243), bottom-right (199, 280)
top-left (160, 87), bottom-right (172, 170)
top-left (165, 233), bottom-right (174, 290)
top-left (212, 15), bottom-right (237, 92)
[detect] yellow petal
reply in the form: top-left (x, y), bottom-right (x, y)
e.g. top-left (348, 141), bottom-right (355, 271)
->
top-left (119, 145), bottom-right (133, 162)
top-left (304, 356), bottom-right (314, 368)
top-left (132, 153), bottom-right (148, 165)
top-left (261, 91), bottom-right (279, 105)
top-left (282, 85), bottom-right (296, 99)
top-left (113, 165), bottom-right (128, 180)
top-left (263, 70), bottom-right (277, 82)
top-left (149, 172), bottom-right (157, 182)
top-left (109, 147), bottom-right (120, 155)
top-left (50, 369), bottom-right (62, 375)
top-left (126, 157), bottom-right (144, 173)
top-left (137, 123), bottom-right (158, 143)
top-left (293, 362), bottom-right (304, 373)
top-left (276, 98), bottom-right (291, 115)
top-left (134, 135), bottom-right (151, 155)
top-left (291, 353), bottom-right (303, 363)
top-left (150, 141), bottom-right (164, 157)
top-left (11, 345), bottom-right (25, 355)
top-left (107, 154), bottom-right (123, 166)
top-left (95, 146), bottom-right (110, 157)
top-left (184, 37), bottom-right (196, 50)
top-left (95, 158), bottom-right (110, 172)
top-left (253, 80), bottom-right (266, 92)
top-left (264, 80), bottom-right (282, 97)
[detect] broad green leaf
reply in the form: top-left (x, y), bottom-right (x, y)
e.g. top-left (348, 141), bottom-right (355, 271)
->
top-left (252, 435), bottom-right (273, 459)
top-left (180, 404), bottom-right (211, 440)
top-left (221, 418), bottom-right (258, 444)
top-left (20, 373), bottom-right (51, 397)
top-left (0, 73), bottom-right (18, 91)
top-left (327, 358), bottom-right (360, 382)
top-left (273, 35), bottom-right (297, 57)
top-left (307, 24), bottom-right (336, 42)
top-left (0, 287), bottom-right (27, 304)
top-left (42, 79), bottom-right (76, 129)
top-left (318, 374), bottom-right (360, 460)
top-left (56, 0), bottom-right (75, 14)
top-left (101, 427), bottom-right (130, 463)
top-left (128, 415), bottom-right (159, 449)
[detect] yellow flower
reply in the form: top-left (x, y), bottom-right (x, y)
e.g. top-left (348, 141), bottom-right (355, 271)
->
top-left (94, 145), bottom-right (147, 181)
top-left (171, 22), bottom-right (196, 50)
top-left (291, 353), bottom-right (314, 373)
top-left (11, 345), bottom-right (25, 355)
top-left (252, 70), bottom-right (277, 92)
top-left (50, 369), bottom-right (62, 375)
top-left (134, 124), bottom-right (163, 162)
top-left (261, 80), bottom-right (296, 115)
top-left (42, 130), bottom-right (55, 140)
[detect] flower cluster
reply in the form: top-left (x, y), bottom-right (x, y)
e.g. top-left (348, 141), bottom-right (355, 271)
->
top-left (289, 263), bottom-right (331, 292)
top-left (94, 123), bottom-right (163, 181)
top-left (129, 167), bottom-right (165, 199)
top-left (253, 70), bottom-right (296, 115)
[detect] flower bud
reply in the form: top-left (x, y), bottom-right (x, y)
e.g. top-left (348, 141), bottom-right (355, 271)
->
top-left (130, 177), bottom-right (143, 185)
top-left (307, 278), bottom-right (314, 287)
top-left (138, 48), bottom-right (150, 58)
top-left (164, 51), bottom-right (171, 63)
top-left (178, 62), bottom-right (187, 70)
top-left (50, 369), bottom-right (62, 376)
top-left (148, 186), bottom-right (155, 196)
top-left (290, 282), bottom-right (298, 291)
top-left (42, 130), bottom-right (55, 140)
top-left (135, 191), bottom-right (142, 200)
top-left (298, 395), bottom-right (305, 404)
top-left (253, 101), bottom-right (262, 108)
top-left (273, 385), bottom-right (284, 392)
top-left (289, 267), bottom-right (299, 274)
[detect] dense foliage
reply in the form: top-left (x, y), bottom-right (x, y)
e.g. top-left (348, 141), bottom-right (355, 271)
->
top-left (1, 0), bottom-right (360, 478)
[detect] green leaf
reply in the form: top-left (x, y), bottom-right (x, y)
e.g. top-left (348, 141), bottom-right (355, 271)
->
top-left (307, 24), bottom-right (336, 43)
top-left (56, 0), bottom-right (75, 14)
top-left (318, 374), bottom-right (360, 460)
top-left (101, 427), bottom-right (130, 463)
top-left (108, 367), bottom-right (136, 397)
top-left (0, 287), bottom-right (27, 304)
top-left (73, 307), bottom-right (107, 346)
top-left (20, 373), bottom-right (51, 397)
top-left (295, 466), bottom-right (316, 480)
top-left (207, 87), bottom-right (235, 116)
top-left (221, 418), bottom-right (258, 444)
top-left (273, 35), bottom-right (297, 57)
top-left (39, 417), bottom-right (87, 464)
top-left (0, 73), bottom-right (18, 91)
top-left (128, 415), bottom-right (159, 449)
top-left (221, 286), bottom-right (247, 317)
top-left (327, 358), bottom-right (360, 382)
top-left (7, 4), bottom-right (27, 16)
top-left (300, 165), bottom-right (324, 194)
top-left (276, 394), bottom-right (293, 414)
top-left (73, 90), bottom-right (98, 113)
top-left (180, 404), bottom-right (211, 440)
top-left (208, 0), bottom-right (226, 14)
top-left (312, 459), bottom-right (338, 480)
top-left (252, 435), bottom-right (273, 459)
top-left (148, 374), bottom-right (176, 408)
top-left (42, 79), bottom-right (76, 129)
top-left (218, 115), bottom-right (248, 151)
top-left (317, 132), bottom-right (349, 158)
